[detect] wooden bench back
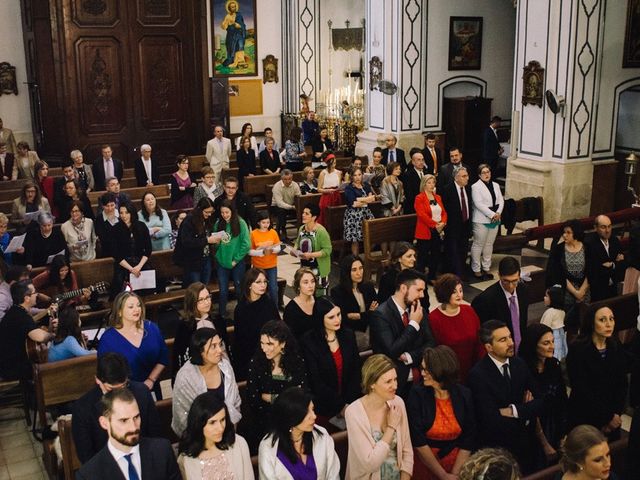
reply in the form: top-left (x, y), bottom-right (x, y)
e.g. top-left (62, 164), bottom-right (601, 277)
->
top-left (87, 184), bottom-right (169, 203)
top-left (361, 214), bottom-right (417, 280)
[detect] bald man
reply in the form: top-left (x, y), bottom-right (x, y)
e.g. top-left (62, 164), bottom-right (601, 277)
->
top-left (585, 215), bottom-right (625, 301)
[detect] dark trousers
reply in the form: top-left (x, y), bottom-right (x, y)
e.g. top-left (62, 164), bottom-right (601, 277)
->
top-left (444, 225), bottom-right (470, 276)
top-left (273, 206), bottom-right (294, 238)
top-left (416, 230), bottom-right (442, 280)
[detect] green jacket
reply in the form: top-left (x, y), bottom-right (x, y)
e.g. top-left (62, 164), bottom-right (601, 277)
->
top-left (294, 223), bottom-right (332, 277)
top-left (214, 218), bottom-right (250, 269)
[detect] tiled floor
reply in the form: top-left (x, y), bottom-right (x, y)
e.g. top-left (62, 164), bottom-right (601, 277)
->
top-left (0, 407), bottom-right (46, 479)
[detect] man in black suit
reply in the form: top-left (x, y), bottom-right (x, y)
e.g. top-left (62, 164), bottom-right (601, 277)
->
top-left (402, 148), bottom-right (429, 214)
top-left (53, 161), bottom-right (79, 211)
top-left (482, 116), bottom-right (504, 172)
top-left (471, 256), bottom-right (528, 352)
top-left (134, 144), bottom-right (159, 187)
top-left (467, 320), bottom-right (545, 474)
top-left (76, 388), bottom-right (180, 480)
top-left (213, 176), bottom-right (255, 225)
top-left (0, 141), bottom-right (15, 181)
top-left (441, 166), bottom-right (472, 278)
top-left (585, 214), bottom-right (625, 301)
top-left (381, 134), bottom-right (407, 171)
top-left (437, 147), bottom-right (469, 191)
top-left (421, 133), bottom-right (442, 175)
top-left (93, 144), bottom-right (124, 191)
top-left (72, 353), bottom-right (161, 464)
top-left (370, 269), bottom-right (435, 397)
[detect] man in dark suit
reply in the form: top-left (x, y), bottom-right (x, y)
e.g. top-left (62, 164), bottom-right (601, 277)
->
top-left (441, 166), bottom-right (472, 278)
top-left (53, 161), bottom-right (78, 210)
top-left (0, 141), bottom-right (15, 181)
top-left (93, 144), bottom-right (124, 191)
top-left (482, 116), bottom-right (504, 172)
top-left (437, 147), bottom-right (469, 191)
top-left (467, 320), bottom-right (545, 474)
top-left (421, 133), bottom-right (442, 175)
top-left (95, 193), bottom-right (119, 258)
top-left (76, 388), bottom-right (180, 480)
top-left (381, 134), bottom-right (407, 171)
top-left (402, 148), bottom-right (429, 214)
top-left (72, 353), bottom-right (161, 464)
top-left (471, 256), bottom-right (528, 352)
top-left (585, 214), bottom-right (625, 301)
top-left (370, 269), bottom-right (435, 397)
top-left (134, 144), bottom-right (160, 187)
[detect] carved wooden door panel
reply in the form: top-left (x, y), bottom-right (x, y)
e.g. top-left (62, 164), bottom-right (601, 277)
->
top-left (51, 0), bottom-right (204, 165)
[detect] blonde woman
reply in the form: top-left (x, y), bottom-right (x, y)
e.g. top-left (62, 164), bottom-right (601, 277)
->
top-left (97, 291), bottom-right (169, 395)
top-left (414, 174), bottom-right (447, 283)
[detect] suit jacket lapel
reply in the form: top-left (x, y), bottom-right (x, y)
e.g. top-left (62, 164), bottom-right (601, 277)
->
top-left (99, 446), bottom-right (127, 480)
top-left (139, 439), bottom-right (152, 479)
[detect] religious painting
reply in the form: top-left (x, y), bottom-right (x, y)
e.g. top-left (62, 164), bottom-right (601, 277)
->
top-left (448, 17), bottom-right (483, 71)
top-left (369, 56), bottom-right (382, 91)
top-left (211, 0), bottom-right (257, 77)
top-left (0, 63), bottom-right (18, 96)
top-left (262, 55), bottom-right (278, 84)
top-left (522, 60), bottom-right (545, 108)
top-left (623, 0), bottom-right (640, 67)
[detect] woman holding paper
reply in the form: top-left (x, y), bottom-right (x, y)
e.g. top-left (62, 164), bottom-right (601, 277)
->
top-left (24, 211), bottom-right (69, 269)
top-left (10, 181), bottom-right (51, 230)
top-left (249, 210), bottom-right (281, 305)
top-left (110, 202), bottom-right (152, 298)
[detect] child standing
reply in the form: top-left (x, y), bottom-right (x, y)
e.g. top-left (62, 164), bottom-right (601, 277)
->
top-left (540, 284), bottom-right (568, 361)
top-left (249, 211), bottom-right (281, 306)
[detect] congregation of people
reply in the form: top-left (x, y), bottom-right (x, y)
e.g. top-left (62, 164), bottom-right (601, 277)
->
top-left (0, 115), bottom-right (639, 480)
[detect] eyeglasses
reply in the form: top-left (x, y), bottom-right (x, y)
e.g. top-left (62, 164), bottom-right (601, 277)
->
top-left (197, 294), bottom-right (213, 303)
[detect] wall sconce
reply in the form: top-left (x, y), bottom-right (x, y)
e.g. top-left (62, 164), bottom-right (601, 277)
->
top-left (625, 151), bottom-right (639, 207)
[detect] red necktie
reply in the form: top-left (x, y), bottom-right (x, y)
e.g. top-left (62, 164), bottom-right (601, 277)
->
top-left (460, 187), bottom-right (468, 222)
top-left (401, 311), bottom-right (409, 326)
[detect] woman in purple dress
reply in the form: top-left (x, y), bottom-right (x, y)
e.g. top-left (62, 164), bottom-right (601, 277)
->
top-left (170, 154), bottom-right (196, 209)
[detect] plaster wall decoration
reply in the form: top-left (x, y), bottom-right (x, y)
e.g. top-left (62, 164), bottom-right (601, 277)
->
top-left (522, 60), bottom-right (544, 107)
top-left (262, 54), bottom-right (278, 83)
top-left (0, 63), bottom-right (18, 96)
top-left (330, 19), bottom-right (365, 51)
top-left (369, 56), bottom-right (382, 91)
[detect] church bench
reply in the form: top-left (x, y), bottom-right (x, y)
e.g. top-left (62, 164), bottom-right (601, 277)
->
top-left (324, 201), bottom-right (383, 261)
top-left (362, 214), bottom-right (418, 281)
top-left (492, 196), bottom-right (544, 253)
top-left (86, 183), bottom-right (169, 204)
top-left (90, 194), bottom-right (172, 211)
top-left (574, 292), bottom-right (638, 343)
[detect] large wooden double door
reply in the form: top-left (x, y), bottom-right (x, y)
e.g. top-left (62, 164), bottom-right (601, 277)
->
top-left (22, 0), bottom-right (209, 165)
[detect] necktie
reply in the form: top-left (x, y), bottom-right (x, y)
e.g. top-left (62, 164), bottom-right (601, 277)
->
top-left (460, 187), bottom-right (468, 222)
top-left (502, 363), bottom-right (511, 380)
top-left (401, 310), bottom-right (409, 327)
top-left (105, 159), bottom-right (114, 179)
top-left (124, 453), bottom-right (140, 480)
top-left (509, 296), bottom-right (521, 350)
top-left (430, 149), bottom-right (438, 172)
top-left (390, 150), bottom-right (395, 163)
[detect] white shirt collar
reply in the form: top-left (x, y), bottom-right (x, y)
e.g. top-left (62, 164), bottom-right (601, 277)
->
top-left (488, 353), bottom-right (510, 371)
top-left (391, 296), bottom-right (407, 318)
top-left (107, 440), bottom-right (141, 480)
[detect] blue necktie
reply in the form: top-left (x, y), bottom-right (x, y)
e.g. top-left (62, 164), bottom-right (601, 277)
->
top-left (125, 453), bottom-right (140, 480)
top-left (390, 150), bottom-right (395, 163)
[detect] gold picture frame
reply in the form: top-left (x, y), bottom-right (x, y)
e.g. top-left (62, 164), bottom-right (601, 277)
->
top-left (522, 60), bottom-right (544, 108)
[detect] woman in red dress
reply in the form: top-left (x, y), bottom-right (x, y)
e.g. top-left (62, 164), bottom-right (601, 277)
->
top-left (429, 274), bottom-right (485, 380)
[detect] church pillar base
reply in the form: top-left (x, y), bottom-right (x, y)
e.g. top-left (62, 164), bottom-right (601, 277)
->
top-left (505, 157), bottom-right (593, 224)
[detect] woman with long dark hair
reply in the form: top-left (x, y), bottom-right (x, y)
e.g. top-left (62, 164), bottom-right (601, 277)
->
top-left (231, 267), bottom-right (280, 380)
top-left (330, 255), bottom-right (377, 333)
top-left (48, 307), bottom-right (93, 362)
top-left (311, 126), bottom-right (334, 159)
top-left (172, 328), bottom-right (241, 438)
top-left (259, 386), bottom-right (340, 479)
top-left (234, 122), bottom-right (258, 152)
top-left (300, 296), bottom-right (361, 426)
top-left (32, 254), bottom-right (89, 306)
top-left (57, 178), bottom-right (94, 224)
top-left (566, 305), bottom-right (635, 440)
top-left (34, 161), bottom-right (56, 214)
top-left (213, 198), bottom-right (250, 319)
top-left (316, 152), bottom-right (342, 226)
top-left (377, 242), bottom-right (430, 312)
top-left (178, 391), bottom-right (253, 480)
top-left (173, 197), bottom-right (216, 287)
top-left (236, 136), bottom-right (257, 191)
top-left (10, 181), bottom-right (51, 229)
top-left (138, 191), bottom-right (171, 251)
top-left (247, 321), bottom-right (307, 442)
top-left (519, 323), bottom-right (568, 467)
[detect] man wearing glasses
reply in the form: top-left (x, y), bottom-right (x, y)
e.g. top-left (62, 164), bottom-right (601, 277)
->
top-left (471, 256), bottom-right (529, 351)
top-left (586, 214), bottom-right (625, 301)
top-left (0, 280), bottom-right (54, 380)
top-left (72, 352), bottom-right (161, 464)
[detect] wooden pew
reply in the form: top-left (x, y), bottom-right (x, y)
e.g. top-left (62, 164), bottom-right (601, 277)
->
top-left (362, 215), bottom-right (417, 281)
top-left (325, 201), bottom-right (383, 261)
top-left (574, 292), bottom-right (639, 342)
top-left (493, 196), bottom-right (544, 253)
top-left (86, 183), bottom-right (169, 204)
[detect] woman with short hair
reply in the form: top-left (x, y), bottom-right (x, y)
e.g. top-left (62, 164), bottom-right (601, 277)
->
top-left (192, 166), bottom-right (223, 204)
top-left (57, 178), bottom-right (94, 224)
top-left (12, 141), bottom-right (40, 180)
top-left (283, 126), bottom-right (307, 172)
top-left (259, 386), bottom-right (340, 479)
top-left (61, 199), bottom-right (97, 262)
top-left (172, 328), bottom-right (241, 438)
top-left (24, 211), bottom-right (68, 269)
top-left (380, 161), bottom-right (404, 218)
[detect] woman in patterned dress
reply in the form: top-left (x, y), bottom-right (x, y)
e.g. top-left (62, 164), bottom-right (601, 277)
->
top-left (343, 166), bottom-right (376, 256)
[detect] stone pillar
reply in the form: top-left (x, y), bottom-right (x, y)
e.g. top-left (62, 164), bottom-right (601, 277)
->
top-left (355, 0), bottom-right (427, 156)
top-left (281, 0), bottom-right (321, 113)
top-left (505, 0), bottom-right (605, 222)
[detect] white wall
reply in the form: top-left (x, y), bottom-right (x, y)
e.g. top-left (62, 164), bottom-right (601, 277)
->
top-left (222, 0), bottom-right (284, 139)
top-left (0, 2), bottom-right (33, 147)
top-left (425, 0), bottom-right (516, 129)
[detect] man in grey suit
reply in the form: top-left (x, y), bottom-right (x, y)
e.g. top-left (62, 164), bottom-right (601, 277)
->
top-left (370, 269), bottom-right (435, 397)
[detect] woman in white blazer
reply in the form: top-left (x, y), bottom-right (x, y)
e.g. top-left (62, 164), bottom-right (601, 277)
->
top-left (259, 387), bottom-right (340, 480)
top-left (172, 328), bottom-right (242, 437)
top-left (470, 164), bottom-right (505, 279)
top-left (178, 391), bottom-right (254, 480)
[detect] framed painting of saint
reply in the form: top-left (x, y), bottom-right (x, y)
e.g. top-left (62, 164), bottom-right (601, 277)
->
top-left (211, 0), bottom-right (258, 77)
top-left (448, 17), bottom-right (483, 71)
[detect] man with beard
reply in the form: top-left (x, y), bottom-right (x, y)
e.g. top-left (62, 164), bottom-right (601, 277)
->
top-left (369, 269), bottom-right (435, 398)
top-left (76, 388), bottom-right (180, 479)
top-left (467, 320), bottom-right (545, 474)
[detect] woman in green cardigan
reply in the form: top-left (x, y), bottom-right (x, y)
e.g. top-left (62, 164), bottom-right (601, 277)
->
top-left (292, 203), bottom-right (333, 296)
top-left (213, 199), bottom-right (251, 319)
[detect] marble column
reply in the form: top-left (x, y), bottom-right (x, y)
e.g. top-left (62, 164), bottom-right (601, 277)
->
top-left (356, 0), bottom-right (427, 156)
top-left (505, 0), bottom-right (606, 222)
